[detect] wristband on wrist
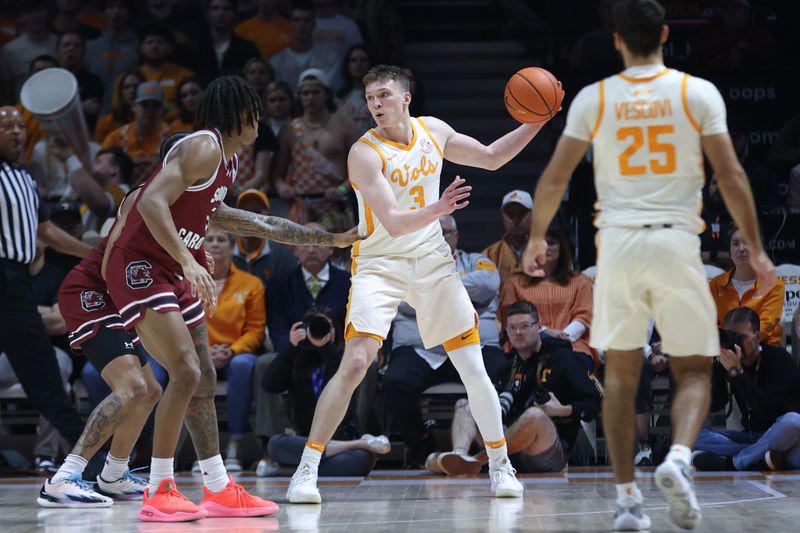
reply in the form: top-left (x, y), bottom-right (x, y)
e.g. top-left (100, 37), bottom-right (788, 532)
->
top-left (65, 155), bottom-right (83, 174)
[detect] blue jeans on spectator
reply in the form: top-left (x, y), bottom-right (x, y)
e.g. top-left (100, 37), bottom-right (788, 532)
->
top-left (217, 353), bottom-right (257, 438)
top-left (695, 412), bottom-right (800, 470)
top-left (81, 355), bottom-right (168, 405)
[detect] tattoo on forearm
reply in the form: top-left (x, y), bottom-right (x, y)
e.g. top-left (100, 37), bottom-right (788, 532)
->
top-left (184, 323), bottom-right (221, 459)
top-left (210, 207), bottom-right (339, 245)
top-left (73, 393), bottom-right (126, 457)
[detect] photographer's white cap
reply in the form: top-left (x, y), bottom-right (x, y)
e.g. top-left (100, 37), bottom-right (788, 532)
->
top-left (502, 189), bottom-right (533, 210)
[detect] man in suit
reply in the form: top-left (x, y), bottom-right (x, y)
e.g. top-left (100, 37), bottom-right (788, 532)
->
top-left (196, 0), bottom-right (262, 81)
top-left (267, 222), bottom-right (350, 352)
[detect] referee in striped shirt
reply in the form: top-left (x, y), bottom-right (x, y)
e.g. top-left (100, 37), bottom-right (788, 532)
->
top-left (0, 106), bottom-right (92, 447)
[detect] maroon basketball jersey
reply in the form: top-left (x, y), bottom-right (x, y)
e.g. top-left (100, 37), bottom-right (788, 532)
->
top-left (111, 129), bottom-right (238, 273)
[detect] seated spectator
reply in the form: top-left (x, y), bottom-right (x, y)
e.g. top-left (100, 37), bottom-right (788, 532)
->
top-left (137, 24), bottom-right (194, 118)
top-left (700, 176), bottom-right (733, 268)
top-left (262, 306), bottom-right (389, 476)
top-left (269, 3), bottom-right (342, 95)
top-left (264, 80), bottom-right (296, 137)
top-left (203, 227), bottom-right (266, 472)
top-left (243, 57), bottom-right (276, 99)
top-left (428, 301), bottom-right (601, 475)
top-left (132, 0), bottom-right (205, 62)
top-left (85, 0), bottom-right (139, 114)
top-left (94, 70), bottom-right (145, 144)
top-left (693, 308), bottom-right (800, 470)
top-left (232, 189), bottom-right (298, 291)
top-left (709, 225), bottom-right (785, 346)
top-left (273, 69), bottom-right (358, 229)
top-left (0, 2), bottom-right (57, 102)
top-left (196, 0), bottom-right (261, 81)
top-left (50, 0), bottom-right (101, 41)
top-left (499, 221), bottom-right (595, 368)
top-left (383, 215), bottom-right (510, 468)
top-left (336, 44), bottom-right (374, 135)
top-left (691, 0), bottom-right (776, 73)
top-left (482, 190), bottom-right (532, 290)
top-left (254, 222), bottom-right (349, 473)
top-left (169, 75), bottom-right (206, 132)
top-left (101, 81), bottom-right (172, 186)
top-left (56, 31), bottom-right (104, 130)
top-left (313, 0), bottom-right (364, 61)
top-left (15, 55), bottom-right (57, 165)
top-left (30, 131), bottom-right (100, 205)
top-left (235, 0), bottom-right (293, 59)
top-left (62, 147), bottom-right (134, 235)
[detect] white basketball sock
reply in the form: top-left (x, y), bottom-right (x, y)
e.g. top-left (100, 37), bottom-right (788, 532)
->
top-left (51, 454), bottom-right (88, 484)
top-left (148, 457), bottom-right (174, 494)
top-left (100, 453), bottom-right (129, 482)
top-left (199, 454), bottom-right (229, 493)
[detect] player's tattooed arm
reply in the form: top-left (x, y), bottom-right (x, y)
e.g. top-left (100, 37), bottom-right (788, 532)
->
top-left (210, 203), bottom-right (360, 248)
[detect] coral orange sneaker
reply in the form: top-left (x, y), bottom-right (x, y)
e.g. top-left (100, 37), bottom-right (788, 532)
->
top-left (199, 475), bottom-right (279, 517)
top-left (137, 478), bottom-right (207, 522)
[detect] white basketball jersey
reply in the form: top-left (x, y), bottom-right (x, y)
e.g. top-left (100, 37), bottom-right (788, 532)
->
top-left (352, 117), bottom-right (447, 257)
top-left (563, 65), bottom-right (727, 232)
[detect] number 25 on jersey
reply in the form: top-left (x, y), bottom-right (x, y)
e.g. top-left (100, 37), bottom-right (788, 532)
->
top-left (617, 125), bottom-right (676, 176)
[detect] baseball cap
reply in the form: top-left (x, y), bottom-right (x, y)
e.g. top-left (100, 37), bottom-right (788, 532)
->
top-left (298, 68), bottom-right (330, 91)
top-left (135, 81), bottom-right (164, 104)
top-left (502, 189), bottom-right (533, 210)
top-left (237, 188), bottom-right (270, 211)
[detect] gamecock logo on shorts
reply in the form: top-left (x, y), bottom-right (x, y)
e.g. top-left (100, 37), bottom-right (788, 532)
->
top-left (79, 290), bottom-right (106, 312)
top-left (126, 260), bottom-right (154, 289)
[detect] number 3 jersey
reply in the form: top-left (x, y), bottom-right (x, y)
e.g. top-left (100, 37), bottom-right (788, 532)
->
top-left (563, 64), bottom-right (727, 232)
top-left (352, 117), bottom-right (447, 258)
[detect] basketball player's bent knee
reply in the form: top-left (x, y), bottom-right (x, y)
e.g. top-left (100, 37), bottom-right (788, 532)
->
top-left (167, 353), bottom-right (202, 393)
top-left (339, 333), bottom-right (381, 387)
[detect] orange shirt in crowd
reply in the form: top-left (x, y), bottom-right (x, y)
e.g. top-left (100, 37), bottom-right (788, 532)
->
top-left (169, 118), bottom-right (195, 133)
top-left (709, 269), bottom-right (786, 346)
top-left (139, 63), bottom-right (194, 110)
top-left (94, 113), bottom-right (121, 144)
top-left (101, 120), bottom-right (173, 185)
top-left (499, 272), bottom-right (595, 358)
top-left (483, 236), bottom-right (523, 292)
top-left (207, 263), bottom-right (266, 355)
top-left (234, 16), bottom-right (292, 58)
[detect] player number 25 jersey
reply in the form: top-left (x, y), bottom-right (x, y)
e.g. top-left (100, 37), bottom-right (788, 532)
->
top-left (352, 117), bottom-right (448, 257)
top-left (563, 65), bottom-right (728, 232)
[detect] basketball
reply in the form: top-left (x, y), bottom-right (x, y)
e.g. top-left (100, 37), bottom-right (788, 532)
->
top-left (504, 67), bottom-right (564, 124)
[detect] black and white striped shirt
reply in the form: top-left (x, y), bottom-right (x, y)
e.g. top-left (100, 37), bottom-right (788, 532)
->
top-left (0, 158), bottom-right (44, 264)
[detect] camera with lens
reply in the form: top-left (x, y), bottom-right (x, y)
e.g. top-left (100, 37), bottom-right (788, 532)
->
top-left (303, 314), bottom-right (332, 341)
top-left (718, 328), bottom-right (743, 351)
top-left (533, 386), bottom-right (550, 405)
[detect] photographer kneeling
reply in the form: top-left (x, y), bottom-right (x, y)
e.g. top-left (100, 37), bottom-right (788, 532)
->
top-left (693, 307), bottom-right (800, 470)
top-left (261, 307), bottom-right (390, 476)
top-left (429, 301), bottom-right (602, 474)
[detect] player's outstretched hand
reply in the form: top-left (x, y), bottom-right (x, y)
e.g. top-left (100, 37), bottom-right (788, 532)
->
top-left (435, 176), bottom-right (471, 215)
top-left (183, 258), bottom-right (217, 316)
top-left (521, 237), bottom-right (547, 278)
top-left (749, 249), bottom-right (777, 299)
top-left (334, 226), bottom-right (362, 248)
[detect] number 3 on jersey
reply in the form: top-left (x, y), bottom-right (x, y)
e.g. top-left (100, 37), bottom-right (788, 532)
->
top-left (617, 125), bottom-right (676, 176)
top-left (409, 185), bottom-right (425, 210)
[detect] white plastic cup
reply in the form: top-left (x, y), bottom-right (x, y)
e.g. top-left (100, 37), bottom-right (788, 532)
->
top-left (20, 68), bottom-right (93, 172)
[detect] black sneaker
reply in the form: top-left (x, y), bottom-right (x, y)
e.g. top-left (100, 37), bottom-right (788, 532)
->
top-left (691, 451), bottom-right (729, 471)
top-left (404, 432), bottom-right (436, 469)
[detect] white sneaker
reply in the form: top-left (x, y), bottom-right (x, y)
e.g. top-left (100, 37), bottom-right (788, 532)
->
top-left (613, 501), bottom-right (651, 531)
top-left (634, 445), bottom-right (653, 467)
top-left (96, 470), bottom-right (147, 500)
top-left (489, 458), bottom-right (523, 498)
top-left (287, 463), bottom-right (321, 503)
top-left (361, 434), bottom-right (391, 454)
top-left (256, 458), bottom-right (280, 477)
top-left (655, 458), bottom-right (702, 530)
top-left (37, 472), bottom-right (113, 508)
top-left (224, 457), bottom-right (243, 472)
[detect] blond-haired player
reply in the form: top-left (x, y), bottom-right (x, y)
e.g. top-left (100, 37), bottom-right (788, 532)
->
top-left (521, 1), bottom-right (775, 531)
top-left (287, 65), bottom-right (557, 502)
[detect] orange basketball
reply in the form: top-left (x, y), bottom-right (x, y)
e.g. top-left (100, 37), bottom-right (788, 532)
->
top-left (504, 67), bottom-right (564, 124)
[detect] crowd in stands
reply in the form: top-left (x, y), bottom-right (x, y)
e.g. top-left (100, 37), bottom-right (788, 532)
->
top-left (0, 0), bottom-right (798, 478)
